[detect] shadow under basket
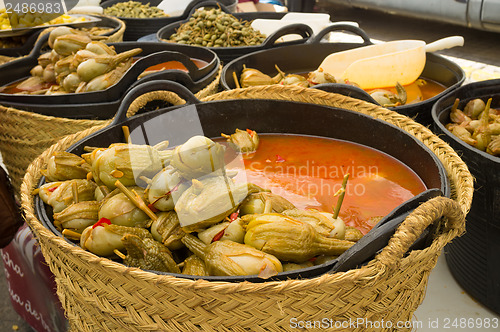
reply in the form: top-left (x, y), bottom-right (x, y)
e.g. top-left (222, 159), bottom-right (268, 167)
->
top-left (20, 84), bottom-right (474, 331)
top-left (432, 78), bottom-right (500, 315)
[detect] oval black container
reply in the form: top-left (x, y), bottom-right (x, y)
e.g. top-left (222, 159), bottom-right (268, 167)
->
top-left (221, 24), bottom-right (466, 126)
top-left (102, 0), bottom-right (237, 41)
top-left (432, 79), bottom-right (500, 315)
top-left (0, 35), bottom-right (220, 119)
top-left (156, 2), bottom-right (313, 64)
top-left (35, 80), bottom-right (449, 283)
top-left (0, 15), bottom-right (124, 57)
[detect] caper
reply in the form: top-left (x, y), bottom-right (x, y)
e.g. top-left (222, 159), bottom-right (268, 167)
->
top-left (168, 7), bottom-right (267, 48)
top-left (216, 23), bottom-right (225, 32)
top-left (103, 1), bottom-right (168, 18)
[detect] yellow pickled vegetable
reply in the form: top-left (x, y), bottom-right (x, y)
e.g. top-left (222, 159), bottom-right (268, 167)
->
top-left (0, 7), bottom-right (86, 30)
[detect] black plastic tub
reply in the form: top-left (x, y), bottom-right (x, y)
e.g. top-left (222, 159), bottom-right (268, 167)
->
top-left (0, 34), bottom-right (220, 119)
top-left (432, 79), bottom-right (500, 315)
top-left (0, 15), bottom-right (124, 57)
top-left (156, 2), bottom-right (313, 64)
top-left (102, 0), bottom-right (237, 41)
top-left (34, 80), bottom-right (450, 283)
top-left (221, 24), bottom-right (465, 126)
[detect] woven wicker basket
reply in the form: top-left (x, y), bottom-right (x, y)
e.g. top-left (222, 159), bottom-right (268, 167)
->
top-left (21, 85), bottom-right (473, 331)
top-left (0, 65), bottom-right (222, 194)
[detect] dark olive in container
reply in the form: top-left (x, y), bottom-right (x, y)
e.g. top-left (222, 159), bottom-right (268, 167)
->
top-left (432, 78), bottom-right (500, 315)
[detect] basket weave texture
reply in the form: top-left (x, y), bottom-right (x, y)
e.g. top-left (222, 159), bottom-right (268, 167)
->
top-left (0, 65), bottom-right (221, 194)
top-left (21, 85), bottom-right (473, 331)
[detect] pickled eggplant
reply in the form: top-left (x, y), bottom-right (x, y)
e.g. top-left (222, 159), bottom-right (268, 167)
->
top-left (121, 235), bottom-right (180, 273)
top-left (91, 142), bottom-right (172, 188)
top-left (42, 179), bottom-right (97, 213)
top-left (150, 211), bottom-right (185, 250)
top-left (221, 128), bottom-right (260, 154)
top-left (240, 192), bottom-right (295, 215)
top-left (98, 188), bottom-right (150, 227)
top-left (175, 176), bottom-right (260, 232)
top-left (41, 151), bottom-right (91, 182)
top-left (146, 166), bottom-right (186, 212)
top-left (197, 217), bottom-right (245, 245)
top-left (243, 213), bottom-right (355, 263)
top-left (170, 136), bottom-right (226, 180)
top-left (80, 221), bottom-right (152, 257)
top-left (182, 255), bottom-right (208, 276)
top-left (446, 97), bottom-right (500, 156)
top-left (181, 234), bottom-right (282, 278)
top-left (53, 200), bottom-right (100, 233)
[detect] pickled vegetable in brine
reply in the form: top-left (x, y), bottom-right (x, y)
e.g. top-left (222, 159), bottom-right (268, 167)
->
top-left (223, 134), bottom-right (427, 234)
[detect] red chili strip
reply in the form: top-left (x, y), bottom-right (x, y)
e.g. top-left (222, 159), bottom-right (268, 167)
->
top-left (92, 218), bottom-right (111, 229)
top-left (147, 203), bottom-right (159, 213)
top-left (211, 229), bottom-right (225, 242)
top-left (229, 211), bottom-right (239, 222)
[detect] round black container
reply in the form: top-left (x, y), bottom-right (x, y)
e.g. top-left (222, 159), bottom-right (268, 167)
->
top-left (102, 0), bottom-right (237, 41)
top-left (0, 15), bottom-right (124, 57)
top-left (156, 2), bottom-right (313, 64)
top-left (432, 79), bottom-right (500, 315)
top-left (0, 34), bottom-right (220, 119)
top-left (34, 80), bottom-right (449, 283)
top-left (221, 24), bottom-right (465, 126)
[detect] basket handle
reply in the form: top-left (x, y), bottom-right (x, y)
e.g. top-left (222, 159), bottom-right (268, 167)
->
top-left (111, 80), bottom-right (200, 126)
top-left (29, 29), bottom-right (50, 57)
top-left (312, 83), bottom-right (379, 104)
top-left (375, 196), bottom-right (465, 270)
top-left (260, 23), bottom-right (313, 49)
top-left (308, 24), bottom-right (372, 45)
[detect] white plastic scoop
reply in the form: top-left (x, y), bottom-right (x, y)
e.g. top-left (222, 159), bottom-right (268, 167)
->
top-left (318, 36), bottom-right (464, 89)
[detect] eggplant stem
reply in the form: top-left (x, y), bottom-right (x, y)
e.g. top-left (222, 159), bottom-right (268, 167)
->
top-left (114, 180), bottom-right (158, 221)
top-left (62, 229), bottom-right (81, 240)
top-left (139, 176), bottom-right (152, 185)
top-left (122, 126), bottom-right (131, 144)
top-left (263, 199), bottom-right (272, 214)
top-left (233, 71), bottom-right (241, 89)
top-left (451, 98), bottom-right (460, 112)
top-left (114, 249), bottom-right (126, 260)
top-left (333, 173), bottom-right (349, 219)
top-left (72, 182), bottom-right (79, 203)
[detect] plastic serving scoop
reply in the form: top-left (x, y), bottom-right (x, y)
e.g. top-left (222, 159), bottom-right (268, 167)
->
top-left (318, 36), bottom-right (464, 89)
